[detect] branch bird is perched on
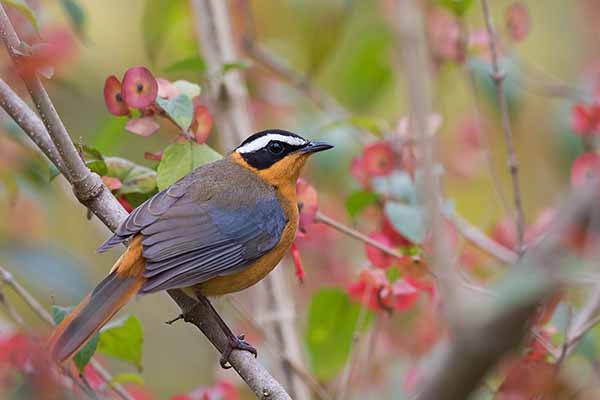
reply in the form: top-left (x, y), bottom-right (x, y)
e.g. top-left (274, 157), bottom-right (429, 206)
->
top-left (48, 129), bottom-right (333, 368)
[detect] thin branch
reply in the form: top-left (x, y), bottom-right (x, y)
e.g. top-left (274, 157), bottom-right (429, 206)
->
top-left (0, 78), bottom-right (68, 177)
top-left (0, 3), bottom-right (292, 397)
top-left (314, 211), bottom-right (405, 260)
top-left (395, 0), bottom-right (460, 320)
top-left (480, 0), bottom-right (526, 259)
top-left (452, 214), bottom-right (517, 264)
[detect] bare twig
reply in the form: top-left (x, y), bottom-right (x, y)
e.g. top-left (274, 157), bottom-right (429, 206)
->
top-left (314, 211), bottom-right (405, 260)
top-left (0, 3), bottom-right (292, 397)
top-left (0, 79), bottom-right (68, 176)
top-left (395, 0), bottom-right (459, 318)
top-left (452, 214), bottom-right (517, 264)
top-left (480, 0), bottom-right (526, 259)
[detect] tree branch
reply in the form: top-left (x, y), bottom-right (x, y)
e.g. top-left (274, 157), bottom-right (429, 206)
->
top-left (480, 0), bottom-right (526, 258)
top-left (0, 3), bottom-right (292, 398)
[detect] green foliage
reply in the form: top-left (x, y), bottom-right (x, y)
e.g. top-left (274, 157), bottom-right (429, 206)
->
top-left (372, 172), bottom-right (417, 205)
top-left (346, 190), bottom-right (379, 218)
top-left (384, 202), bottom-right (425, 244)
top-left (1, 0), bottom-right (38, 31)
top-left (98, 315), bottom-right (144, 370)
top-left (386, 266), bottom-right (401, 283)
top-left (60, 0), bottom-right (86, 40)
top-left (110, 372), bottom-right (145, 386)
top-left (469, 56), bottom-right (522, 117)
top-left (325, 18), bottom-right (393, 109)
top-left (305, 288), bottom-right (372, 380)
top-left (156, 95), bottom-right (194, 131)
top-left (163, 57), bottom-right (207, 74)
top-left (104, 157), bottom-right (157, 197)
top-left (222, 60), bottom-right (252, 74)
top-left (93, 117), bottom-right (128, 154)
top-left (172, 81), bottom-right (201, 99)
top-left (324, 115), bottom-right (388, 137)
top-left (77, 144), bottom-right (107, 176)
top-left (156, 142), bottom-right (222, 190)
top-left (142, 0), bottom-right (183, 63)
top-left (51, 306), bottom-right (145, 372)
top-left (435, 0), bottom-right (475, 16)
top-left (51, 305), bottom-right (99, 373)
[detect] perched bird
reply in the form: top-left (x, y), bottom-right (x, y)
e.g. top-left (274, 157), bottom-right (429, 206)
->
top-left (48, 129), bottom-right (333, 367)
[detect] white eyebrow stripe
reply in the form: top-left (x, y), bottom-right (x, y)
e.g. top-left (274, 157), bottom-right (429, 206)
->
top-left (236, 134), bottom-right (308, 153)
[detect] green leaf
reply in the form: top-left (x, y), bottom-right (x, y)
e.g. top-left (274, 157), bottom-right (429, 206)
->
top-left (51, 305), bottom-right (99, 373)
top-left (142, 0), bottom-right (181, 63)
top-left (60, 0), bottom-right (86, 40)
top-left (49, 162), bottom-right (60, 181)
top-left (372, 172), bottom-right (417, 205)
top-left (110, 372), bottom-right (145, 386)
top-left (97, 315), bottom-right (144, 370)
top-left (156, 95), bottom-right (194, 131)
top-left (386, 267), bottom-right (401, 283)
top-left (306, 288), bottom-right (373, 380)
top-left (104, 157), bottom-right (157, 196)
top-left (435, 0), bottom-right (475, 16)
top-left (222, 60), bottom-right (252, 74)
top-left (384, 202), bottom-right (425, 244)
top-left (468, 56), bottom-right (522, 117)
top-left (93, 117), bottom-right (128, 154)
top-left (172, 80), bottom-right (201, 99)
top-left (1, 0), bottom-right (38, 32)
top-left (156, 142), bottom-right (222, 190)
top-left (323, 115), bottom-right (389, 137)
top-left (163, 56), bottom-right (207, 74)
top-left (76, 144), bottom-right (107, 176)
top-left (346, 190), bottom-right (379, 218)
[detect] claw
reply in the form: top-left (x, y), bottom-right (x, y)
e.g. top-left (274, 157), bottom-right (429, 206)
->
top-left (165, 314), bottom-right (183, 325)
top-left (220, 334), bottom-right (257, 369)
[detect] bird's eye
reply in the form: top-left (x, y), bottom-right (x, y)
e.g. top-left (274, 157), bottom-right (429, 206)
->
top-left (268, 141), bottom-right (284, 154)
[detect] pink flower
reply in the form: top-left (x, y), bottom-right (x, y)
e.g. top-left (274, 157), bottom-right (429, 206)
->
top-left (571, 103), bottom-right (600, 136)
top-left (365, 231), bottom-right (396, 269)
top-left (571, 152), bottom-right (600, 187)
top-left (121, 66), bottom-right (158, 109)
top-left (363, 141), bottom-right (394, 177)
top-left (103, 75), bottom-right (129, 116)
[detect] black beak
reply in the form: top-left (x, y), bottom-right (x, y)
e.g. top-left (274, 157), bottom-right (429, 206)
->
top-left (299, 141), bottom-right (334, 154)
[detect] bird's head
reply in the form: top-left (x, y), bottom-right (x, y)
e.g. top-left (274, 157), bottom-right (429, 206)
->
top-left (230, 129), bottom-right (333, 187)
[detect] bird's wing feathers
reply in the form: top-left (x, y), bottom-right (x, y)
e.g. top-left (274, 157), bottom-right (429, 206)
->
top-left (97, 160), bottom-right (288, 294)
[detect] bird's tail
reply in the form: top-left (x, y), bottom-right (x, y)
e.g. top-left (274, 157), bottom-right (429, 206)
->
top-left (48, 236), bottom-right (145, 363)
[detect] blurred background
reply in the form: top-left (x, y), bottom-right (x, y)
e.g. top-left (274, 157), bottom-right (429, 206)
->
top-left (1, 0), bottom-right (600, 399)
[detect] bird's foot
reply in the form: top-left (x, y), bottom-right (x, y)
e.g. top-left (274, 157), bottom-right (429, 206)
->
top-left (220, 334), bottom-right (257, 369)
top-left (164, 314), bottom-right (183, 325)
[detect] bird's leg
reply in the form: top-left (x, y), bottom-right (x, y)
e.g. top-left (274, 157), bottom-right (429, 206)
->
top-left (196, 294), bottom-right (258, 369)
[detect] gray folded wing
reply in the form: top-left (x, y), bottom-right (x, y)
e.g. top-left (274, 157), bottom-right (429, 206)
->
top-left (96, 161), bottom-right (288, 293)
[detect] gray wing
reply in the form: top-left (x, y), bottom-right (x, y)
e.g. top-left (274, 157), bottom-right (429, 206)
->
top-left (97, 165), bottom-right (288, 294)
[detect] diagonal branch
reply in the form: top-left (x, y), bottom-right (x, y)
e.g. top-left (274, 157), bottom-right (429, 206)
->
top-left (0, 4), bottom-right (291, 399)
top-left (480, 0), bottom-right (526, 259)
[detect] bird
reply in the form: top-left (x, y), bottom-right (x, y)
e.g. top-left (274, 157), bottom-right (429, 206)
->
top-left (48, 129), bottom-right (333, 368)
